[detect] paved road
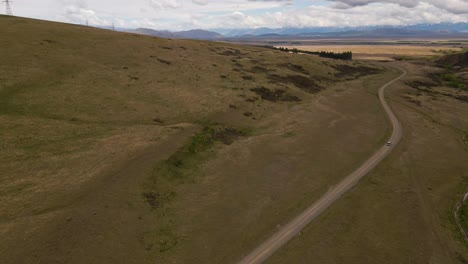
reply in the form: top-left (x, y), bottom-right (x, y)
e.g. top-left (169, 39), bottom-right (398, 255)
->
top-left (238, 67), bottom-right (407, 264)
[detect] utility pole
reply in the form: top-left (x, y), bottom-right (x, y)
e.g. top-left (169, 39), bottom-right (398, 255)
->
top-left (3, 0), bottom-right (13, 16)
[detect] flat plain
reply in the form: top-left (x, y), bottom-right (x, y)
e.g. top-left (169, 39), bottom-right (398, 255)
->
top-left (281, 44), bottom-right (464, 60)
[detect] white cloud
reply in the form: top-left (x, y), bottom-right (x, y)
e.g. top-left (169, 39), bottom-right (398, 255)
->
top-left (326, 0), bottom-right (468, 14)
top-left (192, 0), bottom-right (209, 5)
top-left (7, 0), bottom-right (468, 30)
top-left (148, 0), bottom-right (183, 10)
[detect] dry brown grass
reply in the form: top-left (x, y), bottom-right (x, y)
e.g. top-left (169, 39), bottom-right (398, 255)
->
top-left (0, 15), bottom-right (389, 264)
top-left (267, 61), bottom-right (468, 264)
top-left (4, 15), bottom-right (466, 264)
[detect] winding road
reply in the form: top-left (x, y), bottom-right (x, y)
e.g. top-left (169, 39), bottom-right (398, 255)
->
top-left (238, 67), bottom-right (407, 264)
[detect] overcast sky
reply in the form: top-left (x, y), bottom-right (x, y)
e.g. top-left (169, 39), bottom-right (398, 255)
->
top-left (5, 0), bottom-right (468, 30)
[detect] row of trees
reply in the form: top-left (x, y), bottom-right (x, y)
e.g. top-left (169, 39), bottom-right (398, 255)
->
top-left (273, 46), bottom-right (353, 60)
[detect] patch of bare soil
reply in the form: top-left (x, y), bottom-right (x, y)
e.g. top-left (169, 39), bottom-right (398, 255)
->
top-left (268, 74), bottom-right (322, 93)
top-left (250, 87), bottom-right (301, 102)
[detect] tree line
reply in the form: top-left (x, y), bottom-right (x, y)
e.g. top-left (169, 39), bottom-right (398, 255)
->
top-left (266, 46), bottom-right (353, 60)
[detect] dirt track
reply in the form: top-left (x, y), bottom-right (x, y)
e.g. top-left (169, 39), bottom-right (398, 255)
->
top-left (237, 67), bottom-right (407, 264)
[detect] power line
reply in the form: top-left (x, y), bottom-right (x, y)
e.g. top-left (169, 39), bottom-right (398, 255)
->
top-left (3, 0), bottom-right (13, 16)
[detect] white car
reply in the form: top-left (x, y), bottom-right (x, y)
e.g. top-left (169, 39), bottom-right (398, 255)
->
top-left (386, 141), bottom-right (392, 146)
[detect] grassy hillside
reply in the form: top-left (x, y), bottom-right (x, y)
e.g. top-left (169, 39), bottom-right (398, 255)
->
top-left (0, 14), bottom-right (380, 218)
top-left (0, 15), bottom-right (393, 263)
top-left (436, 50), bottom-right (468, 68)
top-left (0, 16), bottom-right (336, 124)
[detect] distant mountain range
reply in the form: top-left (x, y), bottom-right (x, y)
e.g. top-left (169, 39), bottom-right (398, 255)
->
top-left (125, 28), bottom-right (224, 39)
top-left (215, 22), bottom-right (468, 37)
top-left (123, 22), bottom-right (468, 40)
top-left (231, 28), bottom-right (468, 39)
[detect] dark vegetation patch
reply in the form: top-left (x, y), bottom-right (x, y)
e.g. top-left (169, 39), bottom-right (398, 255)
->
top-left (268, 74), bottom-right (322, 93)
top-left (456, 253), bottom-right (468, 264)
top-left (244, 112), bottom-right (253, 117)
top-left (153, 118), bottom-right (164, 124)
top-left (278, 63), bottom-right (309, 75)
top-left (250, 87), bottom-right (301, 102)
top-left (436, 51), bottom-right (468, 68)
top-left (246, 97), bottom-right (258, 102)
top-left (162, 46), bottom-right (173, 50)
top-left (158, 229), bottom-right (179, 252)
top-left (144, 124), bottom-right (251, 211)
top-left (164, 125), bottom-right (250, 176)
top-left (413, 70), bottom-right (467, 91)
top-left (141, 124), bottom-right (253, 222)
top-left (427, 72), bottom-right (443, 83)
top-left (212, 127), bottom-right (248, 145)
top-left (219, 49), bottom-right (241, 56)
top-left (412, 86), bottom-right (468, 103)
top-left (405, 80), bottom-right (438, 89)
top-left (249, 66), bottom-right (270, 74)
top-left (402, 95), bottom-right (422, 106)
top-left (41, 39), bottom-right (59, 45)
top-left (242, 75), bottom-right (254, 81)
top-left (448, 94), bottom-right (468, 103)
top-left (459, 198), bottom-right (468, 243)
top-left (128, 75), bottom-right (139, 81)
top-left (432, 51), bottom-right (468, 90)
top-left (332, 64), bottom-right (382, 78)
top-left (273, 47), bottom-right (353, 60)
top-left (142, 191), bottom-right (175, 209)
top-left (439, 73), bottom-right (466, 90)
top-left (157, 58), bottom-right (171, 65)
top-left (150, 56), bottom-right (171, 65)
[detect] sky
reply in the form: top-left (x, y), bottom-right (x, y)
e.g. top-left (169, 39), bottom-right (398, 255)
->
top-left (5, 0), bottom-right (468, 30)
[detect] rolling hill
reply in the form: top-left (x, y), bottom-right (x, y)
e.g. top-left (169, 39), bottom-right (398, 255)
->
top-left (0, 14), bottom-right (388, 264)
top-left (2, 13), bottom-right (468, 264)
top-left (126, 28), bottom-right (224, 39)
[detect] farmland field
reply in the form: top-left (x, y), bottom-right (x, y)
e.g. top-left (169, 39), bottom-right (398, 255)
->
top-left (280, 45), bottom-right (464, 60)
